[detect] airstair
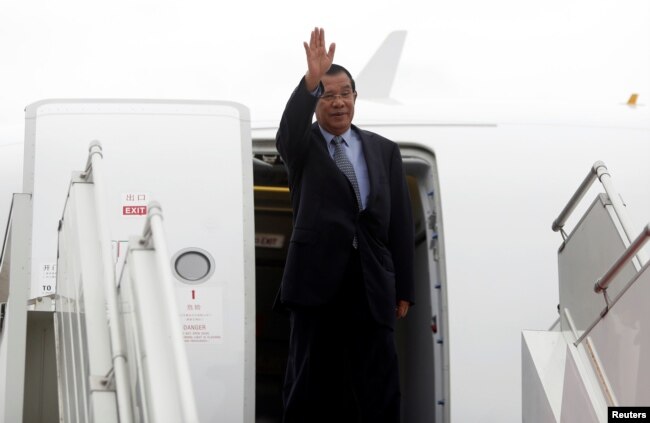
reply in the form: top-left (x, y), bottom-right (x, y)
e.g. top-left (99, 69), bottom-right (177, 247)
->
top-left (0, 99), bottom-right (255, 422)
top-left (1, 143), bottom-right (200, 422)
top-left (522, 161), bottom-right (650, 422)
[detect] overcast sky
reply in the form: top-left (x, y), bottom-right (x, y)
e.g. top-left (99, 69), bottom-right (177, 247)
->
top-left (1, 0), bottom-right (648, 143)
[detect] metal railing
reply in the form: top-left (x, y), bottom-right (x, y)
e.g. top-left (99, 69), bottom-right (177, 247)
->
top-left (552, 160), bottom-right (647, 265)
top-left (554, 160), bottom-right (650, 347)
top-left (74, 142), bottom-right (199, 422)
top-left (81, 141), bottom-right (134, 423)
top-left (574, 224), bottom-right (650, 346)
top-left (140, 202), bottom-right (200, 423)
top-left (594, 224), bottom-right (650, 293)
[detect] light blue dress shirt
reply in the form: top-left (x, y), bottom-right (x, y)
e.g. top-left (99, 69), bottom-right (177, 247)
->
top-left (319, 127), bottom-right (370, 210)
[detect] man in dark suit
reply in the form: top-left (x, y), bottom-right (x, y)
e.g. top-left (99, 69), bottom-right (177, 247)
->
top-left (276, 28), bottom-right (414, 423)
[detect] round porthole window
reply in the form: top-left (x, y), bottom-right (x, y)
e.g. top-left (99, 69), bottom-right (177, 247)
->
top-left (171, 248), bottom-right (215, 284)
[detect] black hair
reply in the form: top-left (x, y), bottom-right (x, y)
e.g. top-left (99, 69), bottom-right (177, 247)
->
top-left (326, 64), bottom-right (356, 92)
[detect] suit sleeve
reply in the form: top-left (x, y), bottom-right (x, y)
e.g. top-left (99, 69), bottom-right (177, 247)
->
top-left (275, 77), bottom-right (321, 175)
top-left (388, 143), bottom-right (415, 304)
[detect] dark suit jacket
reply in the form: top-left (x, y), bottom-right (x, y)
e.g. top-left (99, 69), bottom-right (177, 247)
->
top-left (276, 78), bottom-right (415, 328)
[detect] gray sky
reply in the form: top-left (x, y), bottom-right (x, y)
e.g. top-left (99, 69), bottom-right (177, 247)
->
top-left (1, 0), bottom-right (648, 143)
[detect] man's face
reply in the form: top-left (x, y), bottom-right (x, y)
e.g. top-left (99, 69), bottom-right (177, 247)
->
top-left (315, 72), bottom-right (357, 136)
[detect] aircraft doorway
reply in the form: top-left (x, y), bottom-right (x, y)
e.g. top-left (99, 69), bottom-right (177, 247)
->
top-left (252, 146), bottom-right (447, 423)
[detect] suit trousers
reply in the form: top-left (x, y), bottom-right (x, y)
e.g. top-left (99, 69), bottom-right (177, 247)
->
top-left (282, 249), bottom-right (401, 423)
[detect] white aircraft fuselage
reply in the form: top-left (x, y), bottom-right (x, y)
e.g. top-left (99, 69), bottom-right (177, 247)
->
top-left (1, 91), bottom-right (648, 422)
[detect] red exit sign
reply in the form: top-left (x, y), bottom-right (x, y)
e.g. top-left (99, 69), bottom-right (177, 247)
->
top-left (123, 206), bottom-right (147, 216)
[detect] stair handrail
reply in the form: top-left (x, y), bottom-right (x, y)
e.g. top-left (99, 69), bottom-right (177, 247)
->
top-left (81, 141), bottom-right (134, 423)
top-left (0, 195), bottom-right (17, 301)
top-left (141, 202), bottom-right (200, 423)
top-left (574, 223), bottom-right (650, 346)
top-left (552, 160), bottom-right (647, 264)
top-left (552, 161), bottom-right (603, 234)
top-left (594, 224), bottom-right (650, 294)
top-left (0, 197), bottom-right (13, 273)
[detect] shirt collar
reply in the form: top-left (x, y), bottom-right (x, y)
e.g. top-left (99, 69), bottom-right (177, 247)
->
top-left (319, 126), bottom-right (354, 145)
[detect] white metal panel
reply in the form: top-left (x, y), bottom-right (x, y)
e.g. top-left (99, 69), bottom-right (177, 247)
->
top-left (559, 346), bottom-right (604, 423)
top-left (0, 194), bottom-right (32, 423)
top-left (558, 195), bottom-right (637, 336)
top-left (587, 262), bottom-right (650, 405)
top-left (24, 99), bottom-right (254, 422)
top-left (521, 330), bottom-right (565, 422)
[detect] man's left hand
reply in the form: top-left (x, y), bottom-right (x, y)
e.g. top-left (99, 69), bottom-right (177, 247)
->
top-left (396, 300), bottom-right (410, 319)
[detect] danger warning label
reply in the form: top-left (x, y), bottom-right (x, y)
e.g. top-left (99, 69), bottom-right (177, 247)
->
top-left (177, 287), bottom-right (223, 344)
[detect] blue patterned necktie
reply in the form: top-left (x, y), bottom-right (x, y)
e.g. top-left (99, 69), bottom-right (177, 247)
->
top-left (332, 136), bottom-right (361, 248)
top-left (332, 136), bottom-right (362, 211)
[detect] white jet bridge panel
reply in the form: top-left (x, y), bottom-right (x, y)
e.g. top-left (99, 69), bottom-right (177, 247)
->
top-left (23, 99), bottom-right (255, 422)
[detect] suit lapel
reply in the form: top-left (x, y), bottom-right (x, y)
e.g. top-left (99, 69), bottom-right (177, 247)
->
top-left (311, 123), bottom-right (331, 157)
top-left (355, 125), bottom-right (380, 210)
top-left (311, 124), bottom-right (351, 183)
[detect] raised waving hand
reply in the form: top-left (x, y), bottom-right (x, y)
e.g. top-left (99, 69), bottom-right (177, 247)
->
top-left (304, 27), bottom-right (336, 91)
